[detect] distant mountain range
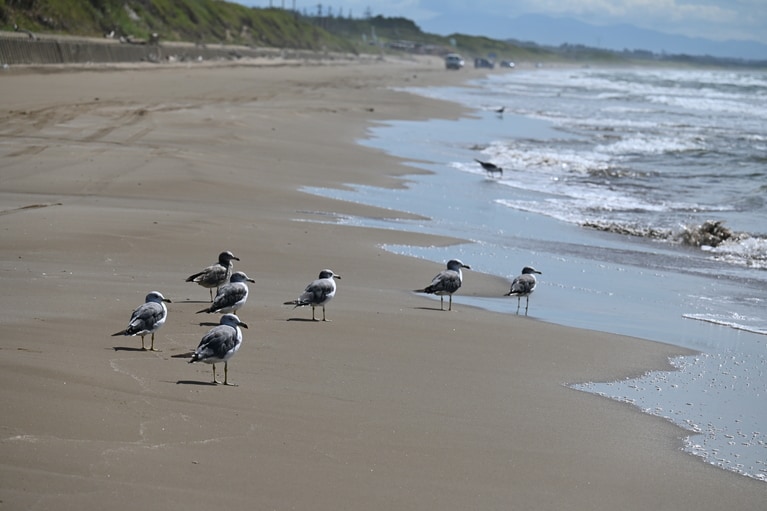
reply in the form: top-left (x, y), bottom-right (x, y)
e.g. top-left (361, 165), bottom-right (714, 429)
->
top-left (420, 13), bottom-right (767, 61)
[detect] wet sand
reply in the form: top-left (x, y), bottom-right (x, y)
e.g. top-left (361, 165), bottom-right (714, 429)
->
top-left (0, 57), bottom-right (764, 509)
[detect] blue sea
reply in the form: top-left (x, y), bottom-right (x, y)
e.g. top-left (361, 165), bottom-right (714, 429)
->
top-left (303, 66), bottom-right (767, 482)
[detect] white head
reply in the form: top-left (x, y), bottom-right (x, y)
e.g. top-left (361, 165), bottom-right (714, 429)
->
top-left (146, 291), bottom-right (171, 304)
top-left (230, 271), bottom-right (255, 283)
top-left (220, 313), bottom-right (248, 329)
top-left (447, 259), bottom-right (471, 271)
top-left (318, 269), bottom-right (341, 280)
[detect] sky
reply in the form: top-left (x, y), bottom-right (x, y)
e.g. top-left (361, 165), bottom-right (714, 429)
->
top-left (237, 1), bottom-right (767, 47)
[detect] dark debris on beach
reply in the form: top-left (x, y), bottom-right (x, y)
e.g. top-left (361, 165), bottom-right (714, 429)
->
top-left (582, 219), bottom-right (747, 248)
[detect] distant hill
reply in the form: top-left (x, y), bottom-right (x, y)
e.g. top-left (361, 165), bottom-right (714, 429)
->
top-left (421, 13), bottom-right (767, 61)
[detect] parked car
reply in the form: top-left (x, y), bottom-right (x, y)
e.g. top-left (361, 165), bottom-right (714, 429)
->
top-left (474, 58), bottom-right (495, 69)
top-left (444, 53), bottom-right (464, 70)
top-left (500, 60), bottom-right (516, 68)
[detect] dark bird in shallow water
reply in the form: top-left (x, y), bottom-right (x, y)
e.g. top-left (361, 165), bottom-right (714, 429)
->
top-left (475, 158), bottom-right (503, 177)
top-left (505, 266), bottom-right (542, 315)
top-left (414, 259), bottom-right (471, 311)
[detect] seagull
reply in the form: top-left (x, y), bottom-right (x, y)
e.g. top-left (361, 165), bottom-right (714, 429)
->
top-left (186, 251), bottom-right (239, 301)
top-left (495, 106), bottom-right (505, 115)
top-left (474, 159), bottom-right (503, 177)
top-left (197, 271), bottom-right (255, 315)
top-left (112, 291), bottom-right (171, 351)
top-left (414, 259), bottom-right (471, 311)
top-left (505, 266), bottom-right (542, 315)
top-left (284, 269), bottom-right (341, 321)
top-left (189, 313), bottom-right (247, 386)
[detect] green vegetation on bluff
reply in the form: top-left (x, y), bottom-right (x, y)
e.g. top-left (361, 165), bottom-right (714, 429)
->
top-left (0, 0), bottom-right (356, 52)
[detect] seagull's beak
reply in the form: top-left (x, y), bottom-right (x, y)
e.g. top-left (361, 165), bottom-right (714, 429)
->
top-left (164, 298), bottom-right (172, 303)
top-left (334, 274), bottom-right (342, 279)
top-left (239, 321), bottom-right (249, 329)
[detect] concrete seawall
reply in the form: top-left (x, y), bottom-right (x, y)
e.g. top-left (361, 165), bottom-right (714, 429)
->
top-left (0, 31), bottom-right (350, 66)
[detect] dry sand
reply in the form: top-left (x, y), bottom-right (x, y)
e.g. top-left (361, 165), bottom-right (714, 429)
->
top-left (1, 57), bottom-right (764, 510)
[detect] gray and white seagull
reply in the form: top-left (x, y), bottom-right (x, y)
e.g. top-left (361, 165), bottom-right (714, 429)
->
top-left (284, 269), bottom-right (341, 321)
top-left (189, 313), bottom-right (248, 386)
top-left (414, 259), bottom-right (471, 311)
top-left (197, 271), bottom-right (255, 316)
top-left (505, 266), bottom-right (542, 315)
top-left (186, 250), bottom-right (239, 301)
top-left (112, 291), bottom-right (171, 351)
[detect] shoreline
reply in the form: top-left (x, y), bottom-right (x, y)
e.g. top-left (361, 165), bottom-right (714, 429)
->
top-left (1, 57), bottom-right (764, 509)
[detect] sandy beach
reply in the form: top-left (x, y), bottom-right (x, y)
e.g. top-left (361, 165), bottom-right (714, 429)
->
top-left (1, 57), bottom-right (764, 510)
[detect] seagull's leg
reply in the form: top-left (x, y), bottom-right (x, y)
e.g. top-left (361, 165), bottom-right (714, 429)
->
top-left (448, 294), bottom-right (453, 311)
top-left (322, 305), bottom-right (328, 322)
top-left (516, 297), bottom-right (521, 315)
top-left (209, 288), bottom-right (214, 302)
top-left (212, 363), bottom-right (221, 385)
top-left (440, 296), bottom-right (444, 310)
top-left (525, 297), bottom-right (530, 315)
top-left (311, 306), bottom-right (317, 321)
top-left (140, 334), bottom-right (146, 350)
top-left (151, 332), bottom-right (160, 351)
top-left (223, 362), bottom-right (237, 386)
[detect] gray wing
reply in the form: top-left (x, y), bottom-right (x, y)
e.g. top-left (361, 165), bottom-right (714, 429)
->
top-left (509, 274), bottom-right (536, 296)
top-left (194, 326), bottom-right (238, 360)
top-left (210, 283), bottom-right (247, 311)
top-left (426, 270), bottom-right (462, 294)
top-left (187, 264), bottom-right (227, 287)
top-left (126, 302), bottom-right (164, 335)
top-left (300, 279), bottom-right (334, 305)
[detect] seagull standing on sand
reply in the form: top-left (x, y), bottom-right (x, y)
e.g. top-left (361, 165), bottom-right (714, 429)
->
top-left (284, 269), bottom-right (341, 321)
top-left (189, 313), bottom-right (247, 386)
top-left (197, 271), bottom-right (255, 316)
top-left (186, 251), bottom-right (239, 301)
top-left (505, 266), bottom-right (542, 315)
top-left (112, 291), bottom-right (171, 351)
top-left (474, 159), bottom-right (503, 177)
top-left (414, 259), bottom-right (471, 311)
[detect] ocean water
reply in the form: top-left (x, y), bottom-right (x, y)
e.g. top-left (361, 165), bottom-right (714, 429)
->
top-left (301, 67), bottom-right (767, 481)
